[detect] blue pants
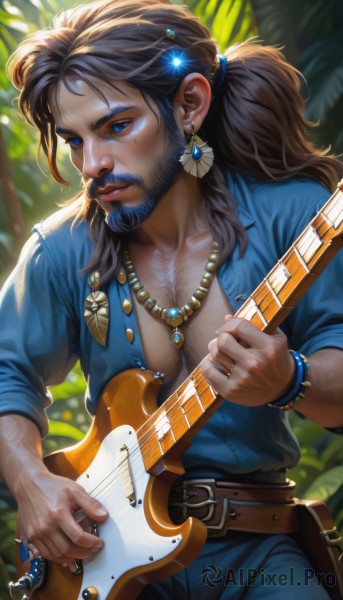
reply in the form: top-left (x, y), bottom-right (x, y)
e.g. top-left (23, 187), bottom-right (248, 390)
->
top-left (138, 534), bottom-right (332, 599)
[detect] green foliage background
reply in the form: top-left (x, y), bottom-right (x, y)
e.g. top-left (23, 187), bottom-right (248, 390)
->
top-left (0, 0), bottom-right (342, 596)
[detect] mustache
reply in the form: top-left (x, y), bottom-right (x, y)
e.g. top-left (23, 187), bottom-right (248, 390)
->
top-left (86, 172), bottom-right (145, 199)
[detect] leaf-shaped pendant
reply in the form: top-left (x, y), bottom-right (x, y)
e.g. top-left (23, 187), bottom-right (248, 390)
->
top-left (84, 290), bottom-right (109, 346)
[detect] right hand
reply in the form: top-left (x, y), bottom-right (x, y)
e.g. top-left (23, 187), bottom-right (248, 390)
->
top-left (17, 470), bottom-right (108, 563)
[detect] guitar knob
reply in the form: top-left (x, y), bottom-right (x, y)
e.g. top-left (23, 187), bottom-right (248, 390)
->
top-left (82, 586), bottom-right (99, 599)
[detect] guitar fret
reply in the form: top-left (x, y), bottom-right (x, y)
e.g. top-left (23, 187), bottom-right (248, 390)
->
top-left (296, 225), bottom-right (323, 262)
top-left (158, 434), bottom-right (173, 456)
top-left (181, 404), bottom-right (191, 429)
top-left (196, 389), bottom-right (205, 413)
top-left (154, 409), bottom-right (176, 455)
top-left (323, 196), bottom-right (343, 230)
top-left (166, 394), bottom-right (190, 440)
top-left (237, 297), bottom-right (267, 329)
top-left (252, 282), bottom-right (282, 323)
top-left (155, 410), bottom-right (173, 442)
top-left (179, 380), bottom-right (204, 424)
top-left (192, 369), bottom-right (217, 410)
top-left (200, 384), bottom-right (217, 410)
top-left (193, 376), bottom-right (208, 397)
top-left (267, 263), bottom-right (291, 294)
top-left (293, 245), bottom-right (311, 273)
top-left (265, 279), bottom-right (283, 307)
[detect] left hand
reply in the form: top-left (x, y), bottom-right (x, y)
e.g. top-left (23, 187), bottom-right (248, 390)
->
top-left (201, 315), bottom-right (295, 406)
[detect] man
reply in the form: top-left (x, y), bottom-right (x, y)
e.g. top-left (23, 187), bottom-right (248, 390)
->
top-left (1, 1), bottom-right (343, 598)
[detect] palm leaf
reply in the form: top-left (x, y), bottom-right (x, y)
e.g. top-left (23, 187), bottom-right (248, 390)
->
top-left (299, 38), bottom-right (343, 123)
top-left (304, 466), bottom-right (343, 502)
top-left (251, 0), bottom-right (299, 63)
top-left (48, 420), bottom-right (85, 441)
top-left (186, 0), bottom-right (256, 49)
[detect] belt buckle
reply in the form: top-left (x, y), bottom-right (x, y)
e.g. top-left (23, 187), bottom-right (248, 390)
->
top-left (170, 481), bottom-right (230, 537)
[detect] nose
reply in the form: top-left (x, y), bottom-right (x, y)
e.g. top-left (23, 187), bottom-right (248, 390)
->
top-left (82, 140), bottom-right (114, 180)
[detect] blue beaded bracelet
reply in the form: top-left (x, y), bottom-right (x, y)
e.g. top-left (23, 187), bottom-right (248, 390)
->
top-left (268, 350), bottom-right (311, 411)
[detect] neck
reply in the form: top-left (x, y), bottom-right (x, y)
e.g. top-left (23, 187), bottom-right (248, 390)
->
top-left (129, 172), bottom-right (209, 251)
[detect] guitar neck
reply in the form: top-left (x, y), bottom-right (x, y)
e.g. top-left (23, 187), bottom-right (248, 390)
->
top-left (138, 181), bottom-right (343, 475)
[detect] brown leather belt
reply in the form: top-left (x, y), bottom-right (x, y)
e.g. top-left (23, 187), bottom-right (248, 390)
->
top-left (169, 478), bottom-right (300, 537)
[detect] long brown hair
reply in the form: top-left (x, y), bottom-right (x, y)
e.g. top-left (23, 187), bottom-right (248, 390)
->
top-left (8, 0), bottom-right (343, 282)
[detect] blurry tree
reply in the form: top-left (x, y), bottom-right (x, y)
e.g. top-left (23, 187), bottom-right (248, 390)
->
top-left (187, 0), bottom-right (343, 155)
top-left (0, 0), bottom-right (81, 281)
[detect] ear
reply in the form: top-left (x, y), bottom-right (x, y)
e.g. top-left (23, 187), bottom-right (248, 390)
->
top-left (173, 73), bottom-right (212, 134)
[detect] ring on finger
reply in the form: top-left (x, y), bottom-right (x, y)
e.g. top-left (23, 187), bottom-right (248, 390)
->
top-left (227, 361), bottom-right (236, 379)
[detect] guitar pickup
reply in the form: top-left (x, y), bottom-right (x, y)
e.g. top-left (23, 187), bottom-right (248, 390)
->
top-left (120, 443), bottom-right (136, 506)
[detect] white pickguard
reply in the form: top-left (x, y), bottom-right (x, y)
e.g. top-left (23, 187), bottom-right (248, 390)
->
top-left (76, 425), bottom-right (182, 599)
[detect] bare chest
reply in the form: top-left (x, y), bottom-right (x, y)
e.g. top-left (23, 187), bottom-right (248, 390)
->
top-left (126, 245), bottom-right (233, 402)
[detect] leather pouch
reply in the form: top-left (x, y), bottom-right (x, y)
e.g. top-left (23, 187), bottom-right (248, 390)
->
top-left (294, 499), bottom-right (343, 600)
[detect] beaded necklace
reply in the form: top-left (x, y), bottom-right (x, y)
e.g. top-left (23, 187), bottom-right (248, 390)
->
top-left (123, 241), bottom-right (221, 349)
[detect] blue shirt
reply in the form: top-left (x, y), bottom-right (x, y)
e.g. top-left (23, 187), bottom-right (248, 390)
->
top-left (0, 172), bottom-right (342, 482)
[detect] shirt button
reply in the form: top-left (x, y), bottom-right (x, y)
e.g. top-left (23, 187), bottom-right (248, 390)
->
top-left (126, 328), bottom-right (134, 343)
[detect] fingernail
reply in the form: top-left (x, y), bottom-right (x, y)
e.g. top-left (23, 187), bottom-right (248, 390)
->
top-left (97, 507), bottom-right (108, 515)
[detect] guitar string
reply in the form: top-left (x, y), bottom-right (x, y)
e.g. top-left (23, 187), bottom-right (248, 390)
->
top-left (75, 210), bottom-right (341, 503)
top-left (130, 207), bottom-right (340, 457)
top-left (74, 213), bottom-right (337, 502)
top-left (77, 218), bottom-right (333, 504)
top-left (72, 375), bottom-right (213, 504)
top-left (134, 209), bottom-right (338, 452)
top-left (72, 376), bottom-right (206, 499)
top-left (133, 200), bottom-right (342, 461)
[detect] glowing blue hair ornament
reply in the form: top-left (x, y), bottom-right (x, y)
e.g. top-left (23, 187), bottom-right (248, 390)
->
top-left (163, 49), bottom-right (187, 77)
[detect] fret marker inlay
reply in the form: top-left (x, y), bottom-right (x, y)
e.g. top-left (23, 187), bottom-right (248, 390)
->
top-left (324, 202), bottom-right (343, 231)
top-left (268, 263), bottom-right (291, 294)
top-left (239, 298), bottom-right (268, 326)
top-left (155, 410), bottom-right (171, 441)
top-left (296, 226), bottom-right (323, 262)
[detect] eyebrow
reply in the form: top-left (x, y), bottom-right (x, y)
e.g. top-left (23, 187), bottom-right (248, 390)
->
top-left (55, 105), bottom-right (135, 136)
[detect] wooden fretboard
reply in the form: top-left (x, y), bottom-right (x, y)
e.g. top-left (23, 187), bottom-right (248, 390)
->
top-left (137, 181), bottom-right (343, 475)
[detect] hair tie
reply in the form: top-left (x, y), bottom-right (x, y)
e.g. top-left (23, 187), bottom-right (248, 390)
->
top-left (215, 53), bottom-right (227, 91)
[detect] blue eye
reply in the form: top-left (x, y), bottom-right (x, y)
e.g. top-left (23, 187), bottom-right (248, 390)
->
top-left (110, 121), bottom-right (130, 133)
top-left (65, 136), bottom-right (82, 148)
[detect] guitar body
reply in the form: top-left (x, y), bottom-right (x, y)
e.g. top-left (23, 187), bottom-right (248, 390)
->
top-left (16, 369), bottom-right (207, 599)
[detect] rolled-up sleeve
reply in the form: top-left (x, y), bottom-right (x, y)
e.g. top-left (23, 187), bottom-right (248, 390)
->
top-left (281, 188), bottom-right (343, 357)
top-left (287, 254), bottom-right (343, 356)
top-left (0, 232), bottom-right (79, 436)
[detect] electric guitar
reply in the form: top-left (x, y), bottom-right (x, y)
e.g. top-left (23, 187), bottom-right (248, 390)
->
top-left (10, 180), bottom-right (343, 600)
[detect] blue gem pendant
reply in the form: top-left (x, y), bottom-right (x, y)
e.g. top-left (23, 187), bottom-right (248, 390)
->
top-left (165, 307), bottom-right (184, 327)
top-left (191, 140), bottom-right (202, 161)
top-left (172, 327), bottom-right (184, 350)
top-left (165, 308), bottom-right (185, 349)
